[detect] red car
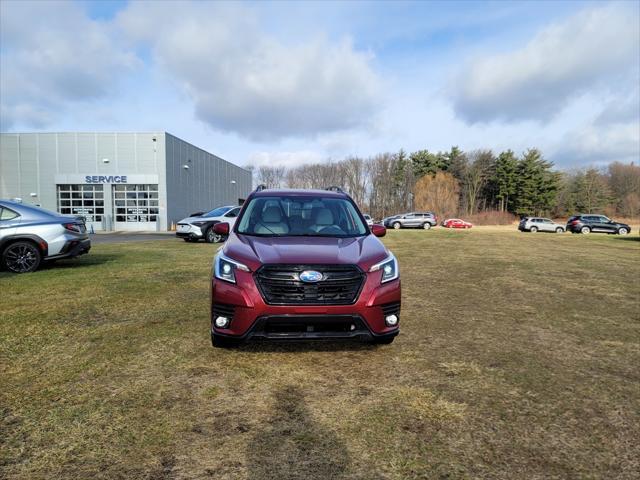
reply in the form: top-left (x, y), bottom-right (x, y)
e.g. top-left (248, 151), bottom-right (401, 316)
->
top-left (442, 218), bottom-right (473, 229)
top-left (209, 186), bottom-right (401, 347)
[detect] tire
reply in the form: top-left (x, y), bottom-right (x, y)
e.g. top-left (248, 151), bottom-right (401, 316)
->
top-left (618, 227), bottom-right (629, 235)
top-left (211, 333), bottom-right (242, 348)
top-left (530, 226), bottom-right (538, 233)
top-left (422, 223), bottom-right (431, 230)
top-left (392, 222), bottom-right (401, 230)
top-left (555, 227), bottom-right (564, 233)
top-left (2, 241), bottom-right (42, 273)
top-left (372, 336), bottom-right (395, 345)
top-left (205, 227), bottom-right (222, 244)
top-left (581, 226), bottom-right (591, 234)
top-left (183, 238), bottom-right (192, 242)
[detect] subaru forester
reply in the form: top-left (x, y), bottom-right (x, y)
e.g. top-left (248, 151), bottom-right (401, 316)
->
top-left (209, 187), bottom-right (401, 347)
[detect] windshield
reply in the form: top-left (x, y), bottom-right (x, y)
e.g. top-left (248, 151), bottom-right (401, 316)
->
top-left (204, 206), bottom-right (232, 217)
top-left (236, 196), bottom-right (368, 237)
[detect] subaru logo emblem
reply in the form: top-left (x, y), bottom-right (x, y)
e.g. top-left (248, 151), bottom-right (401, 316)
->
top-left (299, 270), bottom-right (323, 283)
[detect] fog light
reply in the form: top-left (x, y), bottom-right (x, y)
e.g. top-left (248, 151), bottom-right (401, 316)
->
top-left (385, 314), bottom-right (399, 327)
top-left (215, 316), bottom-right (230, 328)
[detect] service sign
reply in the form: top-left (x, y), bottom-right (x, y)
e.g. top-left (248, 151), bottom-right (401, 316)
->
top-left (55, 174), bottom-right (159, 185)
top-left (85, 175), bottom-right (127, 184)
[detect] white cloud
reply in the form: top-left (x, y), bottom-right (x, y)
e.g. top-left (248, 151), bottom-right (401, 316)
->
top-left (553, 119), bottom-right (640, 167)
top-left (246, 150), bottom-right (326, 169)
top-left (0, 0), bottom-right (137, 129)
top-left (116, 1), bottom-right (381, 141)
top-left (452, 4), bottom-right (640, 123)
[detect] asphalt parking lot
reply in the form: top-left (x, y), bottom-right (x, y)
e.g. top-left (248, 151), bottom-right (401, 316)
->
top-left (89, 233), bottom-right (177, 244)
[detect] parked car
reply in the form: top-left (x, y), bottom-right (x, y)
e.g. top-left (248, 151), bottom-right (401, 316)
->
top-left (385, 212), bottom-right (438, 230)
top-left (363, 214), bottom-right (374, 226)
top-left (442, 218), bottom-right (473, 229)
top-left (0, 200), bottom-right (91, 273)
top-left (209, 187), bottom-right (401, 347)
top-left (176, 205), bottom-right (241, 243)
top-left (566, 214), bottom-right (631, 235)
top-left (518, 217), bottom-right (565, 233)
top-left (381, 215), bottom-right (400, 227)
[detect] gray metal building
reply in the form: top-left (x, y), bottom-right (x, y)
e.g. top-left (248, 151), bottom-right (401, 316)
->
top-left (0, 132), bottom-right (252, 231)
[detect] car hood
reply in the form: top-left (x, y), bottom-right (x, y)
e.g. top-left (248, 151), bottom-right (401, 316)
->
top-left (223, 234), bottom-right (390, 272)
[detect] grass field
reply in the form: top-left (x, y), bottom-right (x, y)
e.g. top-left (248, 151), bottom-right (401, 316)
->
top-left (1, 229), bottom-right (639, 479)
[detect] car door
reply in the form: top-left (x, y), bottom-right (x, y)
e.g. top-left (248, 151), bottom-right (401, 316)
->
top-left (598, 216), bottom-right (616, 233)
top-left (540, 218), bottom-right (553, 232)
top-left (402, 213), bottom-right (417, 227)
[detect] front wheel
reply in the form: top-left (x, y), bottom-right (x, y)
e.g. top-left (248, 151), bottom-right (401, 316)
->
top-left (422, 223), bottom-right (431, 230)
top-left (618, 227), bottom-right (629, 235)
top-left (392, 222), bottom-right (401, 230)
top-left (205, 227), bottom-right (222, 243)
top-left (581, 226), bottom-right (591, 234)
top-left (556, 227), bottom-right (564, 233)
top-left (530, 226), bottom-right (538, 233)
top-left (2, 241), bottom-right (42, 273)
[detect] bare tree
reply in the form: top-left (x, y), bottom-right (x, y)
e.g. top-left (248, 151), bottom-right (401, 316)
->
top-left (257, 165), bottom-right (286, 188)
top-left (414, 172), bottom-right (460, 219)
top-left (461, 150), bottom-right (494, 215)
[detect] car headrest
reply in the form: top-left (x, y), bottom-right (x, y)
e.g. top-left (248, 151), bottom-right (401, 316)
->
top-left (316, 208), bottom-right (334, 225)
top-left (262, 206), bottom-right (282, 223)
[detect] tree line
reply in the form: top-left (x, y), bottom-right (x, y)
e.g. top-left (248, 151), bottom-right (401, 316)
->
top-left (247, 147), bottom-right (640, 221)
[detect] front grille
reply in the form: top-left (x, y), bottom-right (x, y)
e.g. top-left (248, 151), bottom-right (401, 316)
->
top-left (255, 264), bottom-right (365, 305)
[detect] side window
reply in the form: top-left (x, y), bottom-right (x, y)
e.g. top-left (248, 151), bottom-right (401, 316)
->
top-left (225, 208), bottom-right (240, 218)
top-left (0, 207), bottom-right (20, 221)
top-left (405, 214), bottom-right (415, 219)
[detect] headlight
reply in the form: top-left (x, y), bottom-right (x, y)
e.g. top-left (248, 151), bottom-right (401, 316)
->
top-left (369, 253), bottom-right (399, 283)
top-left (192, 221), bottom-right (206, 227)
top-left (214, 252), bottom-right (250, 284)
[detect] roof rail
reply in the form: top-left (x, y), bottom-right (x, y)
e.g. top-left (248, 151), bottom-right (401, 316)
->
top-left (254, 184), bottom-right (268, 192)
top-left (325, 186), bottom-right (344, 193)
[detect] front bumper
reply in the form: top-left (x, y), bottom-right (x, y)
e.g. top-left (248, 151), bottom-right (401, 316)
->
top-left (176, 225), bottom-right (204, 239)
top-left (211, 268), bottom-right (401, 341)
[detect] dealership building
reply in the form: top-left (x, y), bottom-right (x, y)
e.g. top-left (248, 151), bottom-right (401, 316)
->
top-left (0, 132), bottom-right (252, 231)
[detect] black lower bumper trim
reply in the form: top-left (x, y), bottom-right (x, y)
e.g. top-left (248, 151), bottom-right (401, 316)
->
top-left (215, 314), bottom-right (399, 342)
top-left (46, 239), bottom-right (91, 260)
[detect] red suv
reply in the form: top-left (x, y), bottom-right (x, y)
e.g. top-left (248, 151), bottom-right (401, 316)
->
top-left (209, 187), bottom-right (401, 347)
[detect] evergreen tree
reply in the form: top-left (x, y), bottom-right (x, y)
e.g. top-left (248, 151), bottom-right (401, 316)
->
top-left (490, 150), bottom-right (518, 212)
top-left (410, 150), bottom-right (445, 177)
top-left (513, 149), bottom-right (559, 216)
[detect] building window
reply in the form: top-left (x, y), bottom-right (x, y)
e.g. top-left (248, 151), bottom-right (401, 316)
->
top-left (113, 184), bottom-right (159, 222)
top-left (57, 184), bottom-right (104, 222)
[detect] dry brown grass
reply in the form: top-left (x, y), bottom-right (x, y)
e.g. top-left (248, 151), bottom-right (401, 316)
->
top-left (1, 228), bottom-right (639, 479)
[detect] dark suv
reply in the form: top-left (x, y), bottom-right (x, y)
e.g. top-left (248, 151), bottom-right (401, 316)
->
top-left (209, 187), bottom-right (401, 347)
top-left (566, 214), bottom-right (631, 235)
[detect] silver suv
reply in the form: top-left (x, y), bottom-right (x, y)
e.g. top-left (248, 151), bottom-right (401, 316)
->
top-left (518, 217), bottom-right (565, 233)
top-left (386, 212), bottom-right (438, 230)
top-left (0, 200), bottom-right (91, 273)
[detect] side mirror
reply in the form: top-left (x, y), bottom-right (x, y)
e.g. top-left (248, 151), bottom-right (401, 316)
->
top-left (213, 222), bottom-right (230, 235)
top-left (371, 224), bottom-right (386, 237)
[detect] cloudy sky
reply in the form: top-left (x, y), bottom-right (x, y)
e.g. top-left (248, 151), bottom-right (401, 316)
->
top-left (1, 0), bottom-right (638, 170)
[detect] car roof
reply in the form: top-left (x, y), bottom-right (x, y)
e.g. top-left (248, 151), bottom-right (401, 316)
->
top-left (250, 188), bottom-right (348, 198)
